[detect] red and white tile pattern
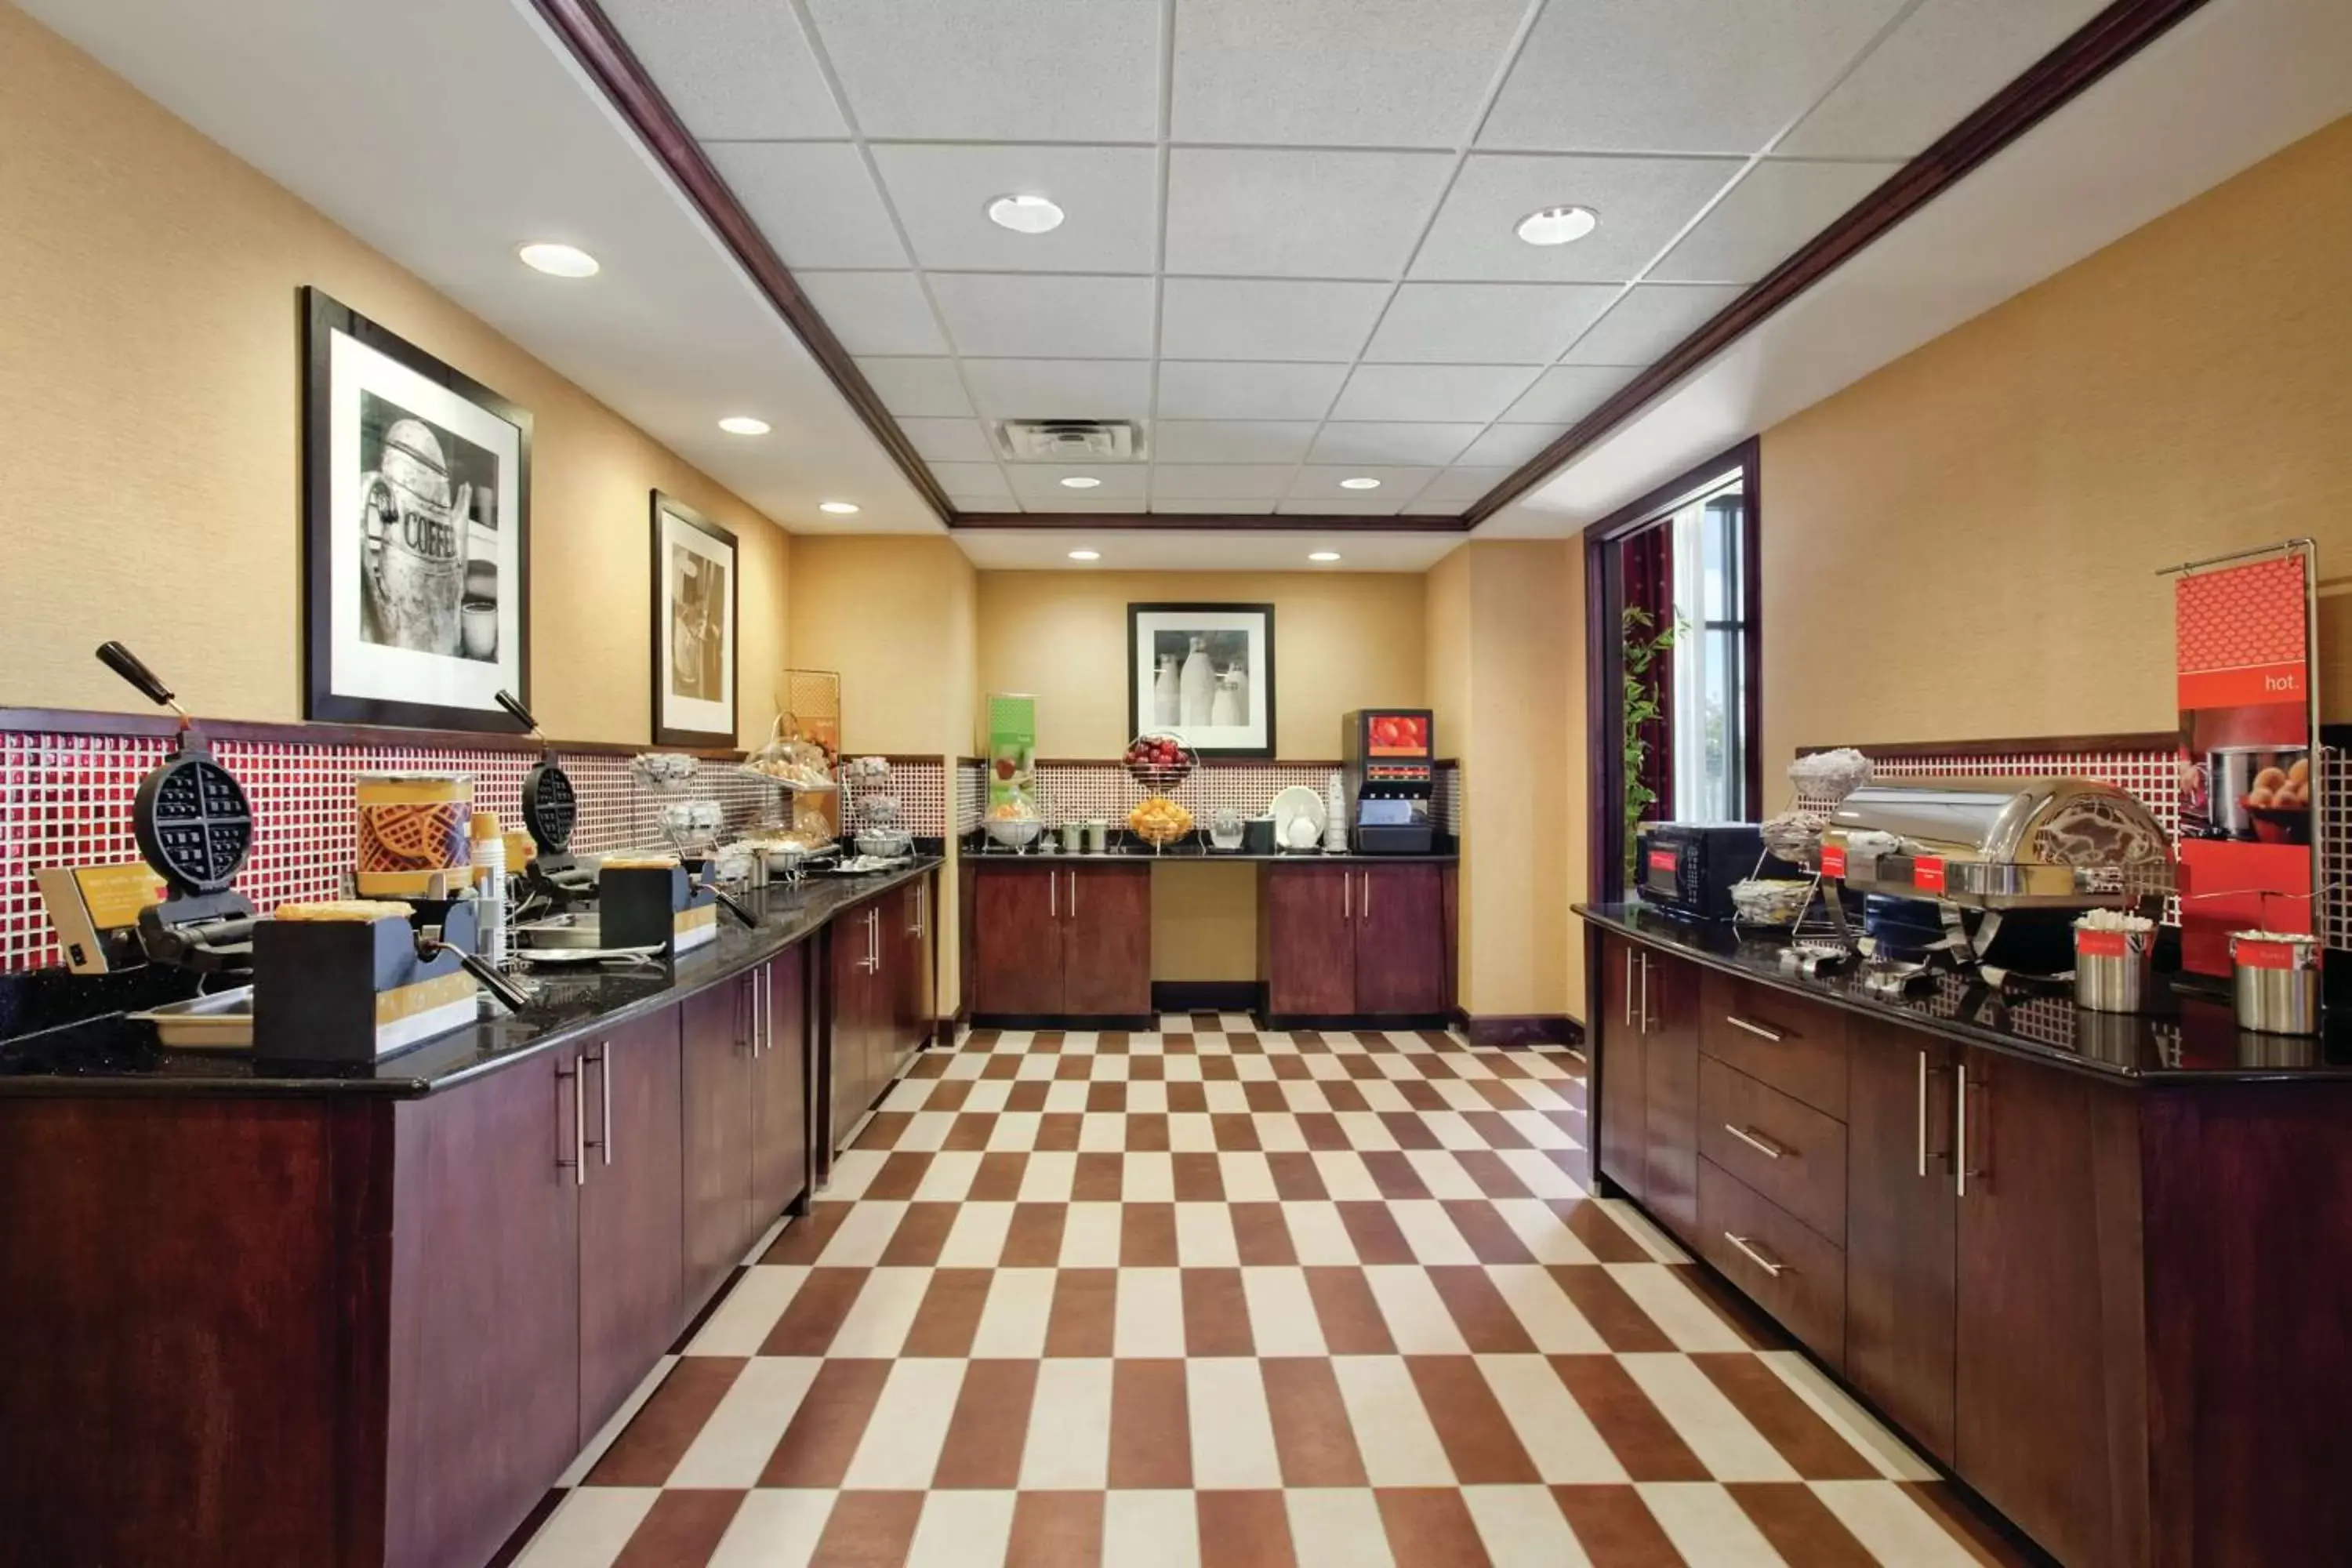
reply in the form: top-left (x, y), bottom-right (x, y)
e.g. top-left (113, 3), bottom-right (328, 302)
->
top-left (503, 1023), bottom-right (2024, 1568)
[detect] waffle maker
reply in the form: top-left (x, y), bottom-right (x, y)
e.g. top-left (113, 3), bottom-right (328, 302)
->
top-left (95, 642), bottom-right (257, 975)
top-left (495, 691), bottom-right (594, 909)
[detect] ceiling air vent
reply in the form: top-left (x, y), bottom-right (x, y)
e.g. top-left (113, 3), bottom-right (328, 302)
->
top-left (994, 419), bottom-right (1144, 463)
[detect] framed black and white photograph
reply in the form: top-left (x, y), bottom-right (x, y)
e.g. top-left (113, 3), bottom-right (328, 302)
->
top-left (651, 493), bottom-right (738, 748)
top-left (302, 287), bottom-right (531, 731)
top-left (1127, 602), bottom-right (1276, 757)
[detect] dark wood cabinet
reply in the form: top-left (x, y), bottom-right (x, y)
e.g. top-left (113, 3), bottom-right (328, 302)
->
top-left (826, 877), bottom-right (935, 1154)
top-left (577, 1012), bottom-right (684, 1443)
top-left (1596, 935), bottom-right (1646, 1199)
top-left (750, 946), bottom-right (811, 1239)
top-left (1265, 863), bottom-right (1356, 1018)
top-left (1845, 1022), bottom-right (1958, 1463)
top-left (1264, 863), bottom-right (1449, 1024)
top-left (679, 976), bottom-right (755, 1308)
top-left (890, 875), bottom-right (935, 1065)
top-left (972, 863), bottom-right (1064, 1016)
top-left (1062, 865), bottom-right (1152, 1017)
top-left (971, 862), bottom-right (1150, 1023)
top-left (1639, 947), bottom-right (1703, 1236)
top-left (1353, 863), bottom-right (1447, 1014)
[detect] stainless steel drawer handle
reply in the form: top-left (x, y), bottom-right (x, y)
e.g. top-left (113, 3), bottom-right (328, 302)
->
top-left (1725, 1014), bottom-right (1784, 1042)
top-left (1722, 1232), bottom-right (1786, 1278)
top-left (1722, 1123), bottom-right (1787, 1160)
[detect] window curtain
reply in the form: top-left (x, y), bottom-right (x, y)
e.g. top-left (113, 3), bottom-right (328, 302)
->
top-left (1621, 521), bottom-right (1674, 826)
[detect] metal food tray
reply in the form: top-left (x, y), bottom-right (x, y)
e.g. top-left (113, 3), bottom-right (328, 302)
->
top-left (129, 985), bottom-right (255, 1050)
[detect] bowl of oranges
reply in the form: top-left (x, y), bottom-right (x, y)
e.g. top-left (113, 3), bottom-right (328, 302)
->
top-left (1127, 795), bottom-right (1194, 850)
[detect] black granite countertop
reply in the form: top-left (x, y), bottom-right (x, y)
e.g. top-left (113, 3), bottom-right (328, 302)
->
top-left (963, 837), bottom-right (1457, 866)
top-left (0, 860), bottom-right (942, 1099)
top-left (1577, 902), bottom-right (2352, 1084)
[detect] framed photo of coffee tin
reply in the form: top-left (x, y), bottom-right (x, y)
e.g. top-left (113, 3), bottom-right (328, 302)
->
top-left (302, 287), bottom-right (532, 731)
top-left (651, 492), bottom-right (738, 747)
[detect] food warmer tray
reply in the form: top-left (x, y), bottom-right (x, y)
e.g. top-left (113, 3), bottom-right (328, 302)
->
top-left (1822, 776), bottom-right (2172, 913)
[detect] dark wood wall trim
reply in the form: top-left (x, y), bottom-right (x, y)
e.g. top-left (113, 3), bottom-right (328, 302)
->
top-left (527, 0), bottom-right (954, 523)
top-left (0, 706), bottom-right (744, 760)
top-left (1450, 1011), bottom-right (1585, 1049)
top-left (950, 511), bottom-right (1472, 535)
top-left (1799, 732), bottom-right (2180, 760)
top-left (1464, 0), bottom-right (2215, 527)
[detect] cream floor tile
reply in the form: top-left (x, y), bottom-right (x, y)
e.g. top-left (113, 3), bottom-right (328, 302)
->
top-left (1473, 1353), bottom-right (1628, 1483)
top-left (1485, 1263), bottom-right (1609, 1353)
top-left (1187, 1358), bottom-right (1283, 1490)
top-left (1018, 1357), bottom-right (1114, 1489)
top-left (1240, 1267), bottom-right (1329, 1356)
top-left (1113, 1268), bottom-right (1189, 1358)
top-left (1058, 1202), bottom-right (1124, 1266)
top-left (822, 1148), bottom-right (887, 1199)
top-left (1356, 1079), bottom-right (1413, 1112)
top-left (1046, 1081), bottom-right (1092, 1115)
top-left (556, 1357), bottom-right (676, 1486)
top-left (1169, 1112), bottom-right (1219, 1152)
top-left (1463, 1483), bottom-right (1598, 1568)
top-left (895, 1110), bottom-right (956, 1151)
top-left (1811, 1480), bottom-right (1985, 1566)
top-left (705, 1489), bottom-right (835, 1568)
top-left (826, 1266), bottom-right (931, 1358)
top-left (1311, 1151), bottom-right (1383, 1200)
top-left (684, 1265), bottom-right (808, 1356)
top-left (1389, 1200), bottom-right (1481, 1265)
top-left (935, 1201), bottom-right (1014, 1267)
top-left (1638, 1481), bottom-right (1792, 1566)
top-left (1124, 1078), bottom-right (1170, 1113)
top-left (912, 1151), bottom-right (982, 1202)
top-left (1282, 1202), bottom-right (1359, 1265)
top-left (1759, 1351), bottom-right (1937, 1482)
top-left (512, 1486), bottom-right (658, 1568)
top-left (1163, 1054), bottom-right (1205, 1082)
top-left (1217, 1150), bottom-right (1278, 1200)
top-left (1202, 1080), bottom-right (1250, 1114)
top-left (1596, 1199), bottom-right (1691, 1263)
top-left (1123, 1151), bottom-right (1176, 1202)
top-left (983, 1108), bottom-right (1038, 1149)
top-left (1288, 1488), bottom-right (1398, 1568)
top-left (968, 1267), bottom-right (1058, 1359)
top-left (816, 1200), bottom-right (907, 1266)
top-left (1403, 1149), bottom-right (1486, 1200)
top-left (904, 1489), bottom-right (1016, 1568)
top-left (1605, 1264), bottom-right (1747, 1351)
top-left (1336, 1111), bottom-right (1402, 1150)
top-left (960, 1079), bottom-right (1014, 1113)
top-left (1363, 1265), bottom-right (1472, 1353)
top-left (1619, 1353), bottom-right (1801, 1482)
top-left (1103, 1489), bottom-right (1202, 1568)
top-left (840, 1357), bottom-right (965, 1489)
top-left (1014, 1149), bottom-right (1076, 1202)
top-left (1331, 1356), bottom-right (1457, 1486)
top-left (1421, 1110), bottom-right (1487, 1150)
top-left (666, 1357), bottom-right (820, 1487)
top-left (1251, 1111), bottom-right (1309, 1152)
top-left (1175, 1202), bottom-right (1240, 1266)
top-left (1494, 1149), bottom-right (1584, 1199)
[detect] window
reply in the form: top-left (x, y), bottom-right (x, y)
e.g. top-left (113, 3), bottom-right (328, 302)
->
top-left (1668, 475), bottom-right (1750, 825)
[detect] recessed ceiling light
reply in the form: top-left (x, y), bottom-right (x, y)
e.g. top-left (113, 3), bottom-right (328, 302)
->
top-left (818, 500), bottom-right (860, 515)
top-left (718, 416), bottom-right (771, 436)
top-left (1059, 476), bottom-right (1102, 489)
top-left (1338, 477), bottom-right (1381, 491)
top-left (987, 194), bottom-right (1065, 234)
top-left (1308, 551), bottom-right (1341, 562)
top-left (1068, 550), bottom-right (1101, 561)
top-left (1515, 205), bottom-right (1599, 246)
top-left (517, 241), bottom-right (600, 277)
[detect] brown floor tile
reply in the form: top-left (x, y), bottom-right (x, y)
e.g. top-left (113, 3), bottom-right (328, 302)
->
top-left (760, 1203), bottom-right (850, 1265)
top-left (1243, 1080), bottom-right (1290, 1112)
top-left (1211, 1112), bottom-right (1262, 1151)
top-left (1230, 1202), bottom-right (1299, 1265)
top-left (1693, 1353), bottom-right (1878, 1479)
top-left (1109, 1359), bottom-right (1193, 1488)
top-left (1358, 1150), bottom-right (1432, 1200)
top-left (899, 1268), bottom-right (993, 1357)
top-left (586, 1358), bottom-right (746, 1486)
top-left (1007, 1080), bottom-right (1051, 1112)
top-left (1129, 1055), bottom-right (1167, 1080)
top-left (1034, 1110), bottom-right (1083, 1149)
top-left (1340, 1058), bottom-right (1386, 1084)
top-left (1196, 1490), bottom-right (1298, 1568)
top-left (1554, 1200), bottom-right (1649, 1264)
top-left (1044, 1267), bottom-right (1118, 1357)
top-left (1407, 1053), bottom-right (1458, 1080)
top-left (1397, 1079), bottom-right (1450, 1110)
top-left (1374, 1488), bottom-right (1491, 1567)
top-left (1228, 1033), bottom-right (1263, 1054)
top-left (1323, 1077), bottom-right (1374, 1110)
top-left (1901, 1481), bottom-right (2046, 1567)
top-left (760, 1269), bottom-right (870, 1356)
top-left (1005, 1491), bottom-right (1105, 1568)
top-left (1265, 1152), bottom-right (1328, 1201)
top-left (1548, 1355), bottom-right (1708, 1481)
top-left (1664, 1263), bottom-right (1774, 1351)
top-left (1378, 1110), bottom-right (1445, 1150)
top-left (1334, 1200), bottom-right (1416, 1264)
top-left (852, 1111), bottom-right (912, 1150)
top-left (1451, 1149), bottom-right (1534, 1200)
top-left (1469, 1078), bottom-right (1530, 1111)
top-left (1426, 1266), bottom-right (1539, 1352)
top-left (1304, 1265), bottom-right (1397, 1354)
top-left (1460, 1110), bottom-right (1530, 1149)
top-left (1481, 1051), bottom-right (1530, 1079)
top-left (863, 1151), bottom-right (933, 1200)
top-left (925, 1078), bottom-right (973, 1112)
top-left (1072, 1152), bottom-right (1123, 1201)
top-left (1271, 1055), bottom-right (1312, 1080)
top-left (1201, 1054), bottom-right (1240, 1081)
top-left (877, 1203), bottom-right (957, 1266)
top-left (1126, 1112), bottom-right (1171, 1151)
top-left (1168, 1082), bottom-right (1210, 1113)
top-left (1097, 1031), bottom-right (1131, 1054)
top-left (1439, 1200), bottom-right (1536, 1264)
top-left (1548, 1266), bottom-right (1677, 1353)
top-left (808, 1490), bottom-right (924, 1568)
top-left (1294, 1030), bottom-right (1331, 1053)
top-left (1296, 1112), bottom-right (1351, 1151)
top-left (1408, 1356), bottom-right (1541, 1483)
top-left (1727, 1483), bottom-right (1882, 1567)
top-left (942, 1111), bottom-right (997, 1151)
top-left (909, 1051), bottom-right (953, 1078)
top-left (981, 1054), bottom-right (1022, 1080)
top-left (1060, 1056), bottom-right (1097, 1082)
top-left (1550, 1484), bottom-right (1683, 1566)
top-left (1121, 1203), bottom-right (1179, 1266)
top-left (931, 1359), bottom-right (1040, 1488)
top-left (1181, 1268), bottom-right (1255, 1356)
top-left (1032, 1031), bottom-right (1065, 1052)
top-left (1001, 1203), bottom-right (1069, 1267)
top-left (612, 1489), bottom-right (746, 1568)
top-left (1261, 1356), bottom-right (1368, 1486)
top-left (967, 1151), bottom-right (1029, 1202)
top-left (1356, 1030), bottom-right (1396, 1052)
top-left (1172, 1152), bottom-right (1225, 1201)
top-left (758, 1359), bottom-right (893, 1486)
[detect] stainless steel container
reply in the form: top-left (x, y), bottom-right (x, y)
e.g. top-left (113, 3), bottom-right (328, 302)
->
top-left (2230, 931), bottom-right (2321, 1036)
top-left (2074, 922), bottom-right (2154, 1014)
top-left (1085, 819), bottom-right (1109, 855)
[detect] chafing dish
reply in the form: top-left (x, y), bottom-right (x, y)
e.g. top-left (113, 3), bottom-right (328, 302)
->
top-left (1824, 777), bottom-right (2171, 911)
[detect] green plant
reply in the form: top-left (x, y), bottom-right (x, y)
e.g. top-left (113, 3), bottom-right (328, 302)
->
top-left (1622, 604), bottom-right (1680, 880)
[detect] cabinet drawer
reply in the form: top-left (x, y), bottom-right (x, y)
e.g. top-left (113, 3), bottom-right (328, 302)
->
top-left (1699, 1057), bottom-right (1847, 1245)
top-left (1698, 969), bottom-right (1848, 1119)
top-left (1697, 1157), bottom-right (1846, 1368)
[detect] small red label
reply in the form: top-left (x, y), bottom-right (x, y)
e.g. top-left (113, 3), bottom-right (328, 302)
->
top-left (1820, 844), bottom-right (1846, 878)
top-left (2076, 929), bottom-right (2128, 960)
top-left (1914, 857), bottom-right (1947, 893)
top-left (2238, 938), bottom-right (2303, 971)
top-left (1646, 849), bottom-right (1679, 873)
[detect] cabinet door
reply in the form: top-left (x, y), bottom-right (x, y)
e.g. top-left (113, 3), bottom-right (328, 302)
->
top-left (1063, 866), bottom-right (1152, 1018)
top-left (385, 1047), bottom-right (581, 1568)
top-left (679, 979), bottom-right (754, 1308)
top-left (751, 946), bottom-right (811, 1227)
top-left (578, 1012), bottom-right (684, 1443)
top-left (895, 875), bottom-right (934, 1065)
top-left (1641, 949), bottom-right (1704, 1239)
top-left (1845, 1022), bottom-right (1958, 1464)
top-left (1353, 864), bottom-right (1447, 1016)
top-left (1596, 938), bottom-right (1648, 1200)
top-left (1265, 865), bottom-right (1356, 1018)
top-left (1955, 1049), bottom-right (2129, 1568)
top-left (829, 913), bottom-right (877, 1152)
top-left (972, 866), bottom-right (1065, 1016)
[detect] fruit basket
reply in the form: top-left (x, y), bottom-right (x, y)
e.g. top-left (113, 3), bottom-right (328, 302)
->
top-left (1128, 795), bottom-right (1194, 851)
top-left (1123, 731), bottom-right (1195, 792)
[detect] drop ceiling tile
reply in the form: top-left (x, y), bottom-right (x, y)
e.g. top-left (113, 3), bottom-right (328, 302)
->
top-left (1150, 499), bottom-right (1279, 515)
top-left (928, 274), bottom-right (1156, 359)
top-left (869, 144), bottom-right (1158, 274)
top-left (1150, 464), bottom-right (1302, 499)
top-left (1650, 159), bottom-right (1899, 282)
top-left (1021, 495), bottom-right (1149, 514)
top-left (1288, 467), bottom-right (1439, 502)
top-left (1480, 0), bottom-right (1907, 154)
top-left (1007, 465), bottom-right (1151, 502)
top-left (1416, 466), bottom-right (1515, 504)
top-left (1160, 279), bottom-right (1392, 362)
top-left (1559, 284), bottom-right (1744, 365)
top-left (960, 359), bottom-right (1155, 422)
top-left (1171, 0), bottom-right (1527, 147)
top-left (1780, 0), bottom-right (2113, 158)
top-left (1164, 148), bottom-right (1454, 279)
top-left (1410, 154), bottom-right (1741, 281)
top-left (795, 272), bottom-right (946, 354)
top-left (1277, 495), bottom-right (1406, 516)
top-left (1328, 364), bottom-right (1541, 423)
top-left (1363, 282), bottom-right (1621, 364)
top-left (705, 143), bottom-right (905, 270)
top-left (1310, 423), bottom-right (1483, 466)
top-left (600, 0), bottom-right (845, 139)
top-left (898, 417), bottom-right (995, 463)
top-left (804, 0), bottom-right (1160, 141)
top-left (1155, 362), bottom-right (1349, 421)
top-left (854, 358), bottom-right (974, 419)
top-left (1501, 365), bottom-right (1638, 423)
top-left (929, 462), bottom-right (1013, 503)
top-left (1155, 422), bottom-right (1321, 464)
top-left (1453, 424), bottom-right (1564, 466)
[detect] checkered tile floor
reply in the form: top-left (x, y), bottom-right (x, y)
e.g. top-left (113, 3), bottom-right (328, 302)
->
top-left (505, 1020), bottom-right (2027, 1568)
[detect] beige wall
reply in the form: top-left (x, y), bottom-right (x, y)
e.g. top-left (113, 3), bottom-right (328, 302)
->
top-left (786, 535), bottom-right (976, 756)
top-left (1763, 114), bottom-right (2352, 775)
top-left (975, 571), bottom-right (1426, 758)
top-left (0, 3), bottom-right (791, 746)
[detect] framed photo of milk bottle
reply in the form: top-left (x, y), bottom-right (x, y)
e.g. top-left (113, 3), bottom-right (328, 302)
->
top-left (1127, 603), bottom-right (1276, 757)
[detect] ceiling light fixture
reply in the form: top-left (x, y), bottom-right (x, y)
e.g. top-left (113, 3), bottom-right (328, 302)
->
top-left (1308, 551), bottom-right (1341, 562)
top-left (517, 241), bottom-right (600, 277)
top-left (818, 500), bottom-right (860, 515)
top-left (1068, 550), bottom-right (1102, 561)
top-left (717, 416), bottom-right (771, 435)
top-left (1059, 476), bottom-right (1102, 489)
top-left (987, 194), bottom-right (1065, 234)
top-left (1515, 205), bottom-right (1599, 246)
top-left (1338, 477), bottom-right (1381, 491)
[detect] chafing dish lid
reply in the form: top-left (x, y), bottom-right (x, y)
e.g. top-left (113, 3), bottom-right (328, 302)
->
top-left (1827, 776), bottom-right (2170, 867)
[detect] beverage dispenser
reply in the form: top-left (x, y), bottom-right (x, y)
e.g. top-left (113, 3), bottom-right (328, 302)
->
top-left (1341, 709), bottom-right (1436, 853)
